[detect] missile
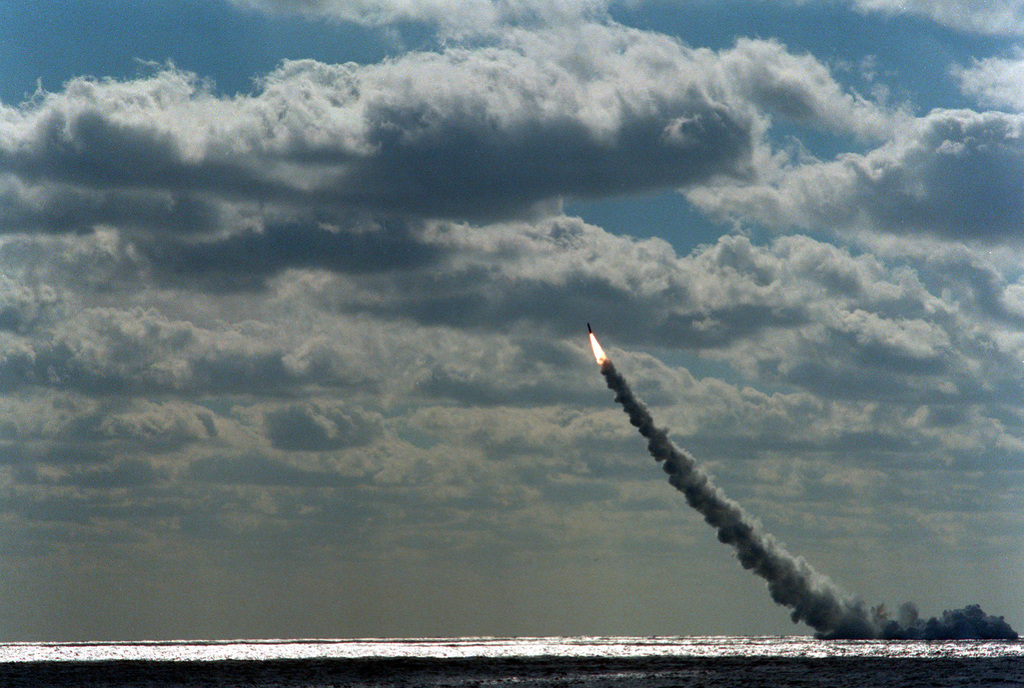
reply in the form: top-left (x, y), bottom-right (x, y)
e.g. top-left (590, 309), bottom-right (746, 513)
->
top-left (587, 322), bottom-right (592, 334)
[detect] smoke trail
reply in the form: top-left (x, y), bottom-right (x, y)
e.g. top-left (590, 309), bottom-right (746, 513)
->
top-left (595, 344), bottom-right (1017, 640)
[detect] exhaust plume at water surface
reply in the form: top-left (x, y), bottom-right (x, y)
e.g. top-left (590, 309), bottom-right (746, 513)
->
top-left (589, 329), bottom-right (1017, 640)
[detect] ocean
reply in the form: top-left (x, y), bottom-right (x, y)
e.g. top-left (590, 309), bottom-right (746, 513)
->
top-left (1, 636), bottom-right (1022, 687)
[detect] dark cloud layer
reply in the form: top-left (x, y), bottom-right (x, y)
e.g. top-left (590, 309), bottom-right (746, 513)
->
top-left (138, 219), bottom-right (444, 291)
top-left (189, 454), bottom-right (362, 487)
top-left (348, 98), bottom-right (752, 220)
top-left (0, 305), bottom-right (369, 397)
top-left (264, 402), bottom-right (380, 451)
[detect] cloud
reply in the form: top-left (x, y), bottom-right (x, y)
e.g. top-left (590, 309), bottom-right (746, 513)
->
top-left (0, 27), bottom-right (900, 241)
top-left (5, 221), bottom-right (1024, 638)
top-left (849, 0), bottom-right (1024, 36)
top-left (299, 215), bottom-right (811, 351)
top-left (0, 25), bottom-right (916, 312)
top-left (229, 0), bottom-right (611, 33)
top-left (137, 218), bottom-right (445, 291)
top-left (687, 108), bottom-right (1024, 241)
top-left (717, 38), bottom-right (898, 141)
top-left (0, 304), bottom-right (371, 397)
top-left (95, 400), bottom-right (219, 449)
top-left (0, 276), bottom-right (61, 334)
top-left (0, 230), bottom-right (148, 293)
top-left (232, 0), bottom-right (1024, 39)
top-left (955, 50), bottom-right (1024, 110)
top-left (54, 459), bottom-right (168, 490)
top-left (5, 207), bottom-right (1023, 430)
top-left (268, 214), bottom-right (1020, 421)
top-left (263, 401), bottom-right (381, 451)
top-left (188, 454), bottom-right (362, 487)
top-left (4, 5), bottom-right (1024, 639)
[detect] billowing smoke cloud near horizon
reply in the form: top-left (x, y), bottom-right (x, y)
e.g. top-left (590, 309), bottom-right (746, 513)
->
top-left (589, 330), bottom-right (1018, 640)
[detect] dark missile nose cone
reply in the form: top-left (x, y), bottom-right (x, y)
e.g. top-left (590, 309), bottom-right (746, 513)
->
top-left (587, 322), bottom-right (592, 333)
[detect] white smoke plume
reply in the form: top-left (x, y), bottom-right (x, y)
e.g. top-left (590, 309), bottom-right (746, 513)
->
top-left (594, 338), bottom-right (1018, 640)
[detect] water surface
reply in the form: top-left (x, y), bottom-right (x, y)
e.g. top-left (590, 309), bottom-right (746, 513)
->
top-left (2, 636), bottom-right (1021, 687)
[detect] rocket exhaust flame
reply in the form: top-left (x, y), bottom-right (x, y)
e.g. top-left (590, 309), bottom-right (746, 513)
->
top-left (589, 332), bottom-right (607, 365)
top-left (588, 326), bottom-right (1017, 640)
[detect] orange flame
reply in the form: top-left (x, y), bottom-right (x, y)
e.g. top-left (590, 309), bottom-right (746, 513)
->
top-left (589, 332), bottom-right (607, 365)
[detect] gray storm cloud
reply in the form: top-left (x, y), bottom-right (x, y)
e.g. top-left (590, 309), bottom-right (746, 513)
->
top-left (592, 330), bottom-right (1018, 639)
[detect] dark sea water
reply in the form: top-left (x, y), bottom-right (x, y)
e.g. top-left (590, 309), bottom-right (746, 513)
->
top-left (1, 636), bottom-right (1022, 687)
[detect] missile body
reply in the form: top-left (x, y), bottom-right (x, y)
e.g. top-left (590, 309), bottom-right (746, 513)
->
top-left (587, 322), bottom-right (592, 333)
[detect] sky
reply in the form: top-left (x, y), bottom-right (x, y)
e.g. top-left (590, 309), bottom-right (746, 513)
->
top-left (1, 0), bottom-right (1024, 642)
